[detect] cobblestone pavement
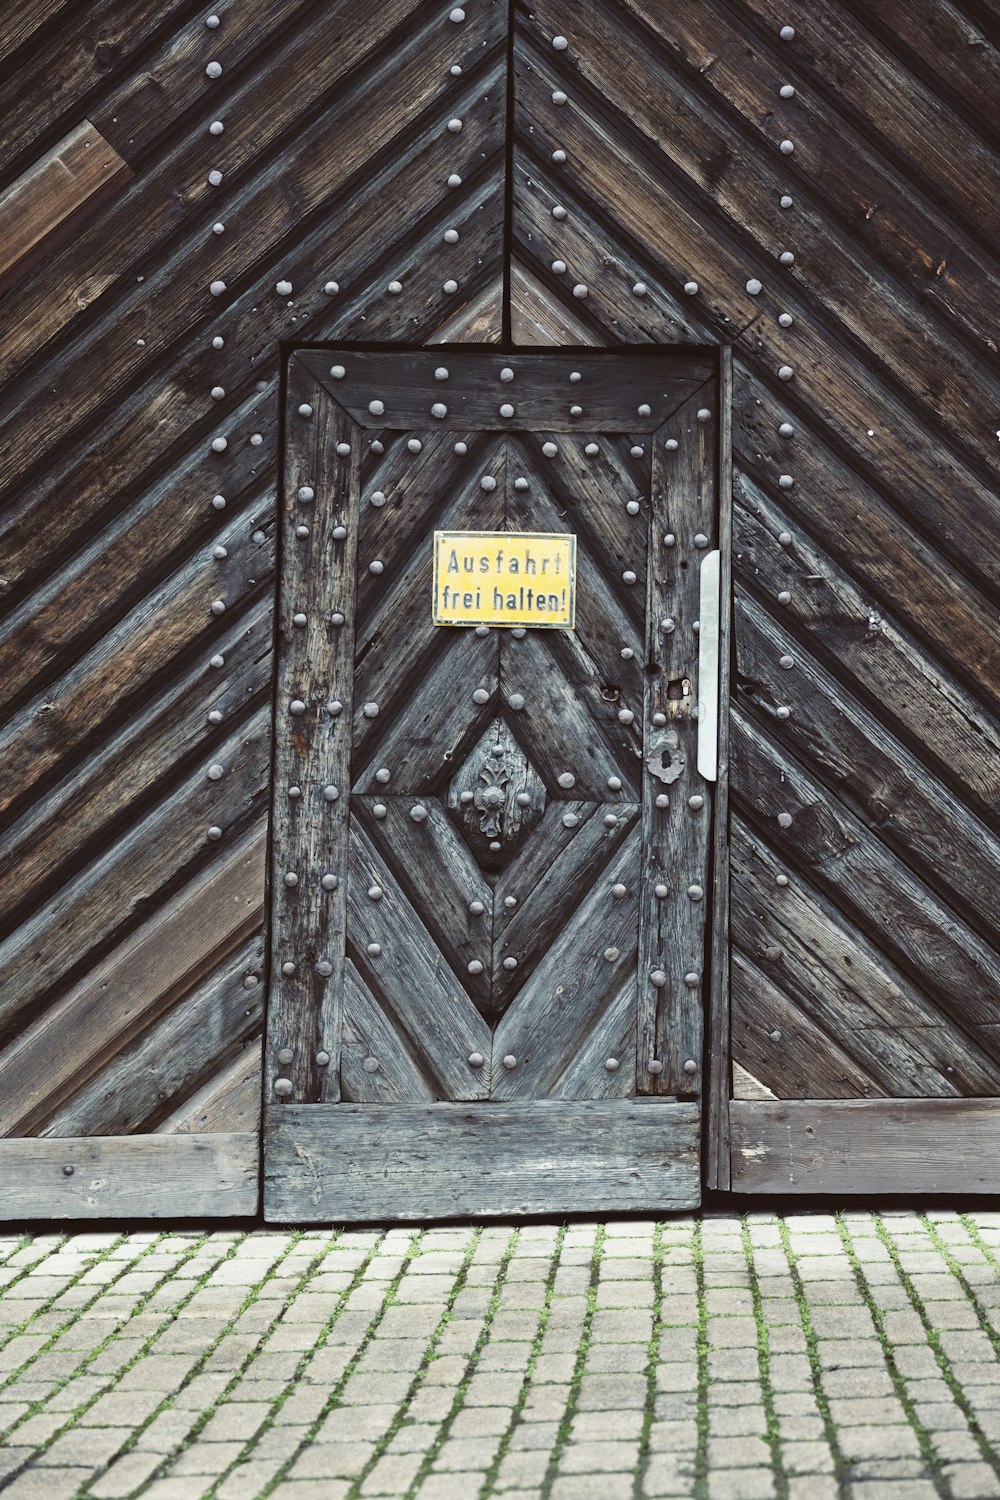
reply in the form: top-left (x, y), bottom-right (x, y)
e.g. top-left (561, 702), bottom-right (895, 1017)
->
top-left (1, 1213), bottom-right (999, 1498)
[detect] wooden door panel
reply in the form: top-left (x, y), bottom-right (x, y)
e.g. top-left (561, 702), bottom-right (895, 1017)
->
top-left (266, 349), bottom-right (719, 1220)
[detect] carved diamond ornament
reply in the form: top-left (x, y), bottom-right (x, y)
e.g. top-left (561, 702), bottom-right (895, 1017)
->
top-left (447, 719), bottom-right (546, 870)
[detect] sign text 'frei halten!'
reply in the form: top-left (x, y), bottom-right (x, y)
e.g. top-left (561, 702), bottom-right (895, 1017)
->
top-left (433, 531), bottom-right (577, 629)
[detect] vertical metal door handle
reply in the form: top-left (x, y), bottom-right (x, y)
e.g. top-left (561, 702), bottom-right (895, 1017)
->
top-left (697, 550), bottom-right (720, 782)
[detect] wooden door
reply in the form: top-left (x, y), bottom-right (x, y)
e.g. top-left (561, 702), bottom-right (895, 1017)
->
top-left (264, 348), bottom-right (723, 1222)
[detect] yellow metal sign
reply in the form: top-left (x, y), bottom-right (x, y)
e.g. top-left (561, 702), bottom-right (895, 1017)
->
top-left (433, 531), bottom-right (576, 629)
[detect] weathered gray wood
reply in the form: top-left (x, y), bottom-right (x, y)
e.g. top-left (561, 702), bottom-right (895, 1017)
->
top-left (0, 1134), bottom-right (258, 1219)
top-left (731, 708), bottom-right (1000, 1027)
top-left (0, 826), bottom-right (266, 1137)
top-left (730, 820), bottom-right (1000, 1097)
top-left (734, 589), bottom-right (1000, 942)
top-left (347, 821), bottom-right (491, 1101)
top-left (639, 394), bottom-right (715, 1095)
top-left (340, 960), bottom-right (437, 1105)
top-left (707, 346), bottom-right (733, 1189)
top-left (549, 974), bottom-right (637, 1100)
top-left (493, 803), bottom-right (640, 1017)
top-left (303, 349), bottom-right (711, 431)
top-left (730, 1099), bottom-right (1000, 1196)
top-left (156, 1042), bottom-right (264, 1136)
top-left (267, 362), bottom-right (358, 1106)
top-left (492, 823), bottom-right (642, 1099)
top-left (265, 1101), bottom-right (700, 1221)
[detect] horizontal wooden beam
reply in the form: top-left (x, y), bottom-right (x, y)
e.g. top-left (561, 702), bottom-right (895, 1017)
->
top-left (265, 1101), bottom-right (700, 1222)
top-left (0, 1133), bottom-right (259, 1219)
top-left (731, 1100), bottom-right (1000, 1195)
top-left (0, 120), bottom-right (132, 293)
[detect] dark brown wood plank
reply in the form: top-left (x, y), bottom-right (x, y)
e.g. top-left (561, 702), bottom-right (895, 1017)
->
top-left (735, 589), bottom-right (1000, 941)
top-left (732, 949), bottom-right (889, 1100)
top-left (301, 349), bottom-right (712, 430)
top-left (731, 708), bottom-right (1000, 1026)
top-left (37, 935), bottom-right (264, 1138)
top-left (0, 1134), bottom-right (258, 1218)
top-left (0, 121), bottom-right (132, 293)
top-left (731, 820), bottom-right (1000, 1097)
top-left (0, 826), bottom-right (265, 1137)
top-left (264, 1100), bottom-right (700, 1221)
top-left (267, 363), bottom-right (358, 1107)
top-left (731, 465), bottom-right (1000, 810)
top-left (731, 1098), bottom-right (1000, 1195)
top-left (639, 395), bottom-right (716, 1096)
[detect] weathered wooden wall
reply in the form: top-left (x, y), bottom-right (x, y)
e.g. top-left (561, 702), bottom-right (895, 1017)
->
top-left (0, 0), bottom-right (506, 1211)
top-left (1, 0), bottom-right (997, 1206)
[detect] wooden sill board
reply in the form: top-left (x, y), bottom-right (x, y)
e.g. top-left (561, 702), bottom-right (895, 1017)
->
top-left (265, 1100), bottom-right (700, 1222)
top-left (731, 1099), bottom-right (1000, 1194)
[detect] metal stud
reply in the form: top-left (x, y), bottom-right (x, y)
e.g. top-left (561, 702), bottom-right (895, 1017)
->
top-left (688, 794), bottom-right (705, 810)
top-left (604, 813), bottom-right (618, 827)
top-left (288, 785), bottom-right (301, 799)
top-left (779, 654), bottom-right (795, 670)
top-left (460, 790), bottom-right (474, 805)
top-left (778, 312), bottom-right (793, 328)
top-left (557, 772), bottom-right (576, 789)
top-left (622, 570), bottom-right (636, 584)
top-left (777, 590), bottom-right (792, 605)
top-left (655, 793), bottom-right (669, 809)
top-left (372, 802), bottom-right (387, 818)
top-left (633, 282), bottom-right (647, 297)
top-left (605, 1057), bottom-right (620, 1071)
top-left (584, 443), bottom-right (599, 456)
top-left (780, 194), bottom-right (793, 209)
top-left (207, 825), bottom-right (222, 840)
top-left (467, 959), bottom-right (484, 975)
top-left (317, 959), bottom-right (333, 975)
top-left (652, 711), bottom-right (666, 727)
top-left (650, 970), bottom-right (667, 987)
top-left (323, 785), bottom-right (339, 801)
top-left (648, 1059), bottom-right (663, 1075)
top-left (618, 709), bottom-right (634, 725)
top-left (552, 89), bottom-right (567, 104)
top-left (368, 399), bottom-right (385, 416)
top-left (776, 874), bottom-right (789, 887)
top-left (367, 943), bottom-right (382, 958)
top-left (684, 972), bottom-right (700, 988)
top-left (274, 1079), bottom-right (293, 1097)
top-left (630, 445), bottom-right (644, 457)
top-left (502, 957), bottom-right (517, 971)
top-left (562, 812), bottom-right (579, 828)
top-left (504, 896), bottom-right (517, 909)
top-left (694, 533), bottom-right (709, 548)
top-left (321, 874), bottom-right (339, 892)
top-left (552, 204), bottom-right (567, 220)
top-left (362, 1056), bottom-right (380, 1073)
top-left (207, 763), bottom-right (224, 780)
top-left (209, 276), bottom-right (227, 296)
top-left (663, 533), bottom-right (676, 547)
top-left (777, 812), bottom-right (793, 829)
top-left (435, 366), bottom-right (450, 381)
top-left (626, 501), bottom-right (640, 515)
top-left (655, 883), bottom-right (668, 899)
top-left (612, 883), bottom-right (627, 898)
top-left (208, 169), bottom-right (223, 186)
top-left (469, 900), bottom-right (485, 916)
top-left (282, 961), bottom-right (296, 976)
top-left (325, 281), bottom-right (339, 295)
top-left (368, 885), bottom-right (383, 901)
top-left (502, 1054), bottom-right (517, 1069)
top-left (572, 283), bottom-right (588, 299)
top-left (410, 804), bottom-right (428, 822)
top-left (468, 1053), bottom-right (484, 1067)
top-left (683, 1059), bottom-right (698, 1075)
top-left (687, 884), bottom-right (704, 902)
top-left (542, 441), bottom-right (558, 457)
top-left (683, 280), bottom-right (699, 295)
top-left (375, 768), bottom-right (391, 784)
top-left (746, 278), bottom-right (762, 296)
top-left (363, 702), bottom-right (380, 718)
top-left (317, 1051), bottom-right (330, 1066)
top-left (500, 403), bottom-right (515, 418)
top-left (608, 776), bottom-right (622, 791)
top-left (552, 148), bottom-right (567, 162)
top-left (778, 365), bottom-right (795, 380)
top-left (284, 872), bottom-right (299, 887)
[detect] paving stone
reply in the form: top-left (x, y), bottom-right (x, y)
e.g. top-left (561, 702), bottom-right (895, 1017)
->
top-left (551, 1474), bottom-right (635, 1499)
top-left (169, 1441), bottom-right (247, 1475)
top-left (86, 1450), bottom-right (164, 1497)
top-left (289, 1440), bottom-right (375, 1478)
top-left (559, 1439), bottom-right (641, 1472)
top-left (35, 1427), bottom-right (128, 1466)
top-left (705, 1471), bottom-right (775, 1499)
top-left (1, 1469), bottom-right (98, 1499)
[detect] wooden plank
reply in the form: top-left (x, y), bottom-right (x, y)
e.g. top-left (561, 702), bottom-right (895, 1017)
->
top-left (492, 823), bottom-right (642, 1100)
top-left (264, 1100), bottom-right (700, 1221)
top-left (0, 826), bottom-right (266, 1137)
top-left (513, 25), bottom-right (1000, 597)
top-left (0, 1134), bottom-right (258, 1219)
top-left (707, 346), bottom-right (733, 1189)
top-left (347, 822), bottom-right (491, 1101)
top-left (734, 589), bottom-right (1000, 941)
top-left (266, 363), bottom-right (358, 1107)
top-left (493, 803), bottom-right (640, 1017)
top-left (639, 394), bottom-right (715, 1095)
top-left (731, 464), bottom-right (1000, 810)
top-left (732, 948), bottom-right (891, 1100)
top-left (730, 819), bottom-right (1000, 1097)
top-left (731, 709), bottom-right (1000, 1026)
top-left (37, 933), bottom-right (264, 1138)
top-left (340, 960), bottom-right (437, 1105)
top-left (0, 121), bottom-right (132, 293)
top-left (548, 975), bottom-right (637, 1101)
top-left (509, 259), bottom-right (597, 345)
top-left (302, 349), bottom-right (712, 430)
top-left (730, 1099), bottom-right (1000, 1195)
top-left (156, 1042), bottom-right (264, 1136)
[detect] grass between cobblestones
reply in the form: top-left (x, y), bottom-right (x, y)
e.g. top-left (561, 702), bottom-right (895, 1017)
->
top-left (1, 1214), bottom-right (1000, 1498)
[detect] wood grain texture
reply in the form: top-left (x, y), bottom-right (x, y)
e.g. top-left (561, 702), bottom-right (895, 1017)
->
top-left (730, 1099), bottom-right (1000, 1195)
top-left (0, 121), bottom-right (132, 292)
top-left (264, 1101), bottom-right (700, 1221)
top-left (0, 1134), bottom-right (259, 1218)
